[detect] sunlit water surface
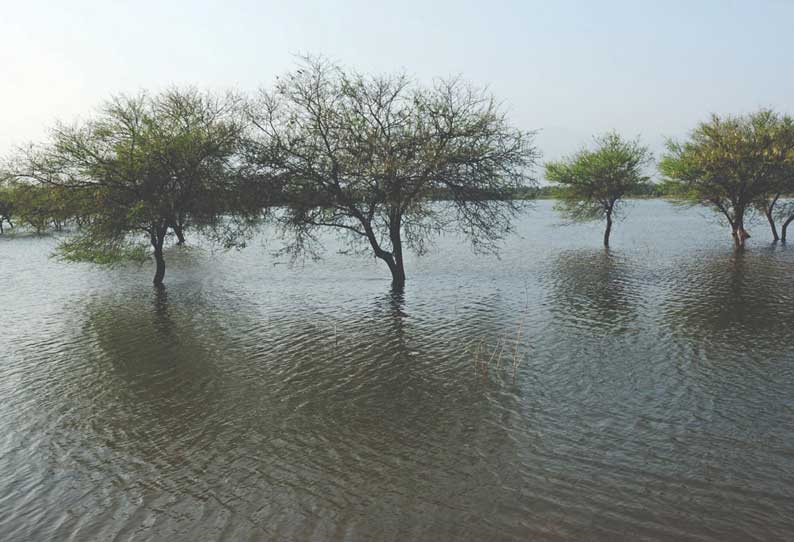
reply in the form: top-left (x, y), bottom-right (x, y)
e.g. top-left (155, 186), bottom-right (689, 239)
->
top-left (1, 200), bottom-right (793, 541)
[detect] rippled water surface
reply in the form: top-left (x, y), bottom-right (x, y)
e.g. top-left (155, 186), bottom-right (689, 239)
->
top-left (2, 200), bottom-right (794, 541)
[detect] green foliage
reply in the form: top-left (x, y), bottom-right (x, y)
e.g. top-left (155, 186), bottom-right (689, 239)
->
top-left (0, 180), bottom-right (87, 234)
top-left (16, 88), bottom-right (255, 282)
top-left (55, 231), bottom-right (150, 265)
top-left (545, 132), bottom-right (652, 222)
top-left (246, 56), bottom-right (538, 283)
top-left (0, 176), bottom-right (15, 228)
top-left (658, 109), bottom-right (794, 242)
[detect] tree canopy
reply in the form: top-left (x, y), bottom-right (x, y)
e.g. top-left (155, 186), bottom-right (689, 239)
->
top-left (244, 57), bottom-right (538, 286)
top-left (545, 132), bottom-right (652, 246)
top-left (659, 110), bottom-right (794, 247)
top-left (16, 88), bottom-right (253, 285)
top-left (4, 69), bottom-right (794, 287)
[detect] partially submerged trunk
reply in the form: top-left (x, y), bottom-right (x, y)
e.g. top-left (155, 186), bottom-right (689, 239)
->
top-left (720, 204), bottom-right (750, 249)
top-left (153, 248), bottom-right (166, 286)
top-left (782, 214), bottom-right (794, 242)
top-left (735, 228), bottom-right (750, 248)
top-left (762, 193), bottom-right (781, 242)
top-left (362, 212), bottom-right (407, 287)
top-left (765, 210), bottom-right (779, 242)
top-left (172, 223), bottom-right (186, 245)
top-left (150, 223), bottom-right (168, 286)
top-left (378, 251), bottom-right (406, 287)
top-left (603, 202), bottom-right (615, 247)
top-left (603, 211), bottom-right (613, 247)
top-left (388, 214), bottom-right (406, 287)
top-left (730, 212), bottom-right (750, 249)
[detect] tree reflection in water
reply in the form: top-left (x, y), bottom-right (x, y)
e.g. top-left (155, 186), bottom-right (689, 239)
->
top-left (548, 248), bottom-right (637, 335)
top-left (664, 247), bottom-right (794, 357)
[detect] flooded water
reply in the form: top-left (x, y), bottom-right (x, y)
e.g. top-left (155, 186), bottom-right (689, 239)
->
top-left (1, 200), bottom-right (794, 541)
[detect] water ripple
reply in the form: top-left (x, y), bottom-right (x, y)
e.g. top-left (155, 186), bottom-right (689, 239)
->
top-left (1, 201), bottom-right (794, 541)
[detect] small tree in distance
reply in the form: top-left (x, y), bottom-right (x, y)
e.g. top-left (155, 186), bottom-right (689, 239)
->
top-left (545, 132), bottom-right (652, 247)
top-left (0, 175), bottom-right (14, 234)
top-left (244, 56), bottom-right (539, 287)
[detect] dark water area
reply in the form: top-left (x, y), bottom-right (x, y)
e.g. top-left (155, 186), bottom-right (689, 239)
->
top-left (1, 200), bottom-right (793, 541)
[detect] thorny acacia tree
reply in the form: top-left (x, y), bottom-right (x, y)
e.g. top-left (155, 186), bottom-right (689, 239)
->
top-left (659, 110), bottom-right (794, 248)
top-left (245, 57), bottom-right (538, 287)
top-left (545, 132), bottom-right (652, 247)
top-left (751, 112), bottom-right (794, 241)
top-left (18, 88), bottom-right (251, 285)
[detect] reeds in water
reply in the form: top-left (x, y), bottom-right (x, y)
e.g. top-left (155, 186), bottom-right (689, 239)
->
top-left (467, 317), bottom-right (530, 384)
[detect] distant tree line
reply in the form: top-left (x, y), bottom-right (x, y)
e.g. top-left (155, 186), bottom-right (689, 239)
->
top-left (2, 57), bottom-right (793, 285)
top-left (510, 179), bottom-right (681, 200)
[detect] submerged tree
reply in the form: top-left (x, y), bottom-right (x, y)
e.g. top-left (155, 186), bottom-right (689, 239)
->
top-left (2, 182), bottom-right (54, 234)
top-left (545, 132), bottom-right (652, 247)
top-left (659, 110), bottom-right (794, 248)
top-left (0, 181), bottom-right (89, 234)
top-left (18, 88), bottom-right (251, 285)
top-left (753, 113), bottom-right (794, 241)
top-left (0, 174), bottom-right (14, 234)
top-left (773, 121), bottom-right (794, 244)
top-left (0, 200), bottom-right (12, 233)
top-left (778, 201), bottom-right (794, 242)
top-left (245, 57), bottom-right (538, 287)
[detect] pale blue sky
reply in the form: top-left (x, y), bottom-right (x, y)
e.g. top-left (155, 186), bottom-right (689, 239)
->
top-left (2, 0), bottom-right (793, 166)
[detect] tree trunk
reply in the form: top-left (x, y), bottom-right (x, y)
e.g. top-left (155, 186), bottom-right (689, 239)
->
top-left (765, 210), bottom-right (779, 242)
top-left (389, 256), bottom-right (406, 287)
top-left (377, 253), bottom-right (405, 287)
top-left (603, 209), bottom-right (613, 247)
top-left (362, 219), bottom-right (406, 287)
top-left (389, 216), bottom-right (406, 287)
top-left (173, 223), bottom-right (186, 245)
top-left (150, 224), bottom-right (167, 286)
top-left (153, 248), bottom-right (166, 286)
top-left (782, 214), bottom-right (794, 242)
top-left (762, 193), bottom-right (781, 242)
top-left (731, 225), bottom-right (742, 248)
top-left (731, 211), bottom-right (750, 249)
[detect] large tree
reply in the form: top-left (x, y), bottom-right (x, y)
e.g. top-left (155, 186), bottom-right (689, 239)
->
top-left (545, 132), bottom-right (652, 247)
top-left (245, 57), bottom-right (538, 287)
top-left (659, 110), bottom-right (794, 248)
top-left (18, 88), bottom-right (251, 285)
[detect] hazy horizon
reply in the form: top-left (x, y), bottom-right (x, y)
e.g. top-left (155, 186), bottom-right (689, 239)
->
top-left (3, 0), bottom-right (793, 168)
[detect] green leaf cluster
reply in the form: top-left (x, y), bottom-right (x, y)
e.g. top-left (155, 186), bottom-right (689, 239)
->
top-left (545, 132), bottom-right (652, 222)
